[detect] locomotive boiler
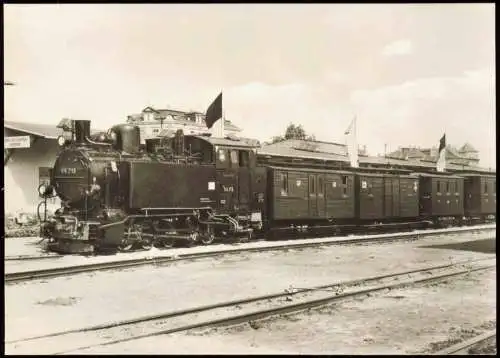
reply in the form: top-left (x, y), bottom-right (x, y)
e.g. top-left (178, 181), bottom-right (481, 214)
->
top-left (38, 119), bottom-right (265, 254)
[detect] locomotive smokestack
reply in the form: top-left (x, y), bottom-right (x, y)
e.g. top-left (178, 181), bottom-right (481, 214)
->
top-left (74, 120), bottom-right (91, 144)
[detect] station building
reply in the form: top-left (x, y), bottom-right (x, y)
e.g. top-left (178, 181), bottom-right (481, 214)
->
top-left (126, 106), bottom-right (242, 143)
top-left (4, 121), bottom-right (64, 217)
top-left (259, 139), bottom-right (493, 174)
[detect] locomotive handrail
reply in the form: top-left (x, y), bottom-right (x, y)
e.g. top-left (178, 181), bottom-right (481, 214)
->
top-left (99, 218), bottom-right (129, 230)
top-left (84, 136), bottom-right (113, 147)
top-left (98, 210), bottom-right (215, 230)
top-left (139, 207), bottom-right (212, 211)
top-left (37, 201), bottom-right (47, 222)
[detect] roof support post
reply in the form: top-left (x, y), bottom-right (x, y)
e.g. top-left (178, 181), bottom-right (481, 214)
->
top-left (4, 149), bottom-right (13, 166)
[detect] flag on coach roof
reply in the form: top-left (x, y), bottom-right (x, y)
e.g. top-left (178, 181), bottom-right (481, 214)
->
top-left (204, 92), bottom-right (223, 129)
top-left (344, 117), bottom-right (355, 135)
top-left (436, 133), bottom-right (446, 172)
top-left (344, 116), bottom-right (359, 168)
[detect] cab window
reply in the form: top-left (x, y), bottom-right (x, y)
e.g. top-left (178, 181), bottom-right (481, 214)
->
top-left (239, 150), bottom-right (250, 167)
top-left (216, 148), bottom-right (229, 168)
top-left (218, 148), bottom-right (226, 163)
top-left (230, 150), bottom-right (239, 167)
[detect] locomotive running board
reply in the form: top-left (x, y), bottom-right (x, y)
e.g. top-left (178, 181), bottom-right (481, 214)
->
top-left (270, 220), bottom-right (432, 233)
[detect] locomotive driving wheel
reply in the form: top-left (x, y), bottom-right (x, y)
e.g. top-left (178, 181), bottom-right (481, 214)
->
top-left (199, 226), bottom-right (215, 245)
top-left (118, 238), bottom-right (134, 252)
top-left (139, 228), bottom-right (153, 250)
top-left (119, 225), bottom-right (136, 252)
top-left (119, 224), bottom-right (142, 252)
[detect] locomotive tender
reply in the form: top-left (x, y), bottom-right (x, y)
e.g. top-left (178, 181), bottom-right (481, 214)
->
top-left (38, 119), bottom-right (496, 254)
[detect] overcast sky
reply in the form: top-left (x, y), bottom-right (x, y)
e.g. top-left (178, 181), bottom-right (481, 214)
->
top-left (4, 4), bottom-right (496, 168)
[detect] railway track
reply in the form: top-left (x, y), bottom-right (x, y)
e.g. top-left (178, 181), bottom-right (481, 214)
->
top-left (434, 329), bottom-right (496, 355)
top-left (5, 225), bottom-right (495, 284)
top-left (5, 254), bottom-right (63, 262)
top-left (5, 257), bottom-right (495, 355)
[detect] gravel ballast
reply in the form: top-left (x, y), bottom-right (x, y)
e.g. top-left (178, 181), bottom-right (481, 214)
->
top-left (5, 232), bottom-right (495, 345)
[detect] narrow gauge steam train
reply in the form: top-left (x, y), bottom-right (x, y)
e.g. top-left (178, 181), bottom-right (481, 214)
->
top-left (38, 119), bottom-right (496, 254)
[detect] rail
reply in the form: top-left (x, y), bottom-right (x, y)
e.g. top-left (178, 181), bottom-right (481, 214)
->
top-left (6, 258), bottom-right (495, 355)
top-left (433, 329), bottom-right (497, 355)
top-left (5, 224), bottom-right (495, 284)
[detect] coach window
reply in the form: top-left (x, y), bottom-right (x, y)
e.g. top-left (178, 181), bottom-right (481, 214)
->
top-left (309, 175), bottom-right (316, 195)
top-left (318, 176), bottom-right (324, 196)
top-left (484, 181), bottom-right (488, 194)
top-left (342, 175), bottom-right (348, 196)
top-left (437, 181), bottom-right (441, 193)
top-left (281, 173), bottom-right (288, 196)
top-left (446, 181), bottom-right (450, 194)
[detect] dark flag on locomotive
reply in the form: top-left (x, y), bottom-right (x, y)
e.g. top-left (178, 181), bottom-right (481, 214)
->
top-left (438, 134), bottom-right (446, 153)
top-left (204, 92), bottom-right (223, 129)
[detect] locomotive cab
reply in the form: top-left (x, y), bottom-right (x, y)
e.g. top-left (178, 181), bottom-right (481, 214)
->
top-left (187, 135), bottom-right (266, 235)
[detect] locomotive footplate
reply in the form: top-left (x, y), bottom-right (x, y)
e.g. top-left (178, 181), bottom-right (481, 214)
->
top-left (47, 239), bottom-right (95, 255)
top-left (49, 218), bottom-right (102, 254)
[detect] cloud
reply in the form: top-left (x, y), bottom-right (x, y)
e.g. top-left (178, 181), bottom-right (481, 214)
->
top-left (382, 39), bottom-right (413, 57)
top-left (223, 82), bottom-right (357, 146)
top-left (223, 82), bottom-right (315, 140)
top-left (349, 67), bottom-right (495, 168)
top-left (3, 5), bottom-right (495, 168)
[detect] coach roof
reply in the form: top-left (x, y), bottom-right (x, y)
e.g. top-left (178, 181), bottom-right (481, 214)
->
top-left (193, 135), bottom-right (260, 149)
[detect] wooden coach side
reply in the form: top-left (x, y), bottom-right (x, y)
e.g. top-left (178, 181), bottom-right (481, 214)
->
top-left (355, 173), bottom-right (385, 220)
top-left (417, 173), bottom-right (464, 217)
top-left (323, 172), bottom-right (355, 218)
top-left (267, 167), bottom-right (355, 221)
top-left (397, 175), bottom-right (420, 218)
top-left (355, 173), bottom-right (420, 221)
top-left (462, 174), bottom-right (496, 216)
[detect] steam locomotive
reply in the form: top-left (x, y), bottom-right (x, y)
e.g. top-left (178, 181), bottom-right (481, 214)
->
top-left (38, 118), bottom-right (265, 254)
top-left (38, 119), bottom-right (496, 254)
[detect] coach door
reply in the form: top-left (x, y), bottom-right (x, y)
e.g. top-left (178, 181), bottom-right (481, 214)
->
top-left (384, 177), bottom-right (400, 217)
top-left (317, 175), bottom-right (325, 217)
top-left (308, 174), bottom-right (317, 217)
top-left (309, 174), bottom-right (325, 218)
top-left (392, 178), bottom-right (400, 216)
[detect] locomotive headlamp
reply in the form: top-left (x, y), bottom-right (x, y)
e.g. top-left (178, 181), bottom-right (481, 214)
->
top-left (57, 135), bottom-right (67, 147)
top-left (38, 183), bottom-right (48, 197)
top-left (38, 183), bottom-right (55, 198)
